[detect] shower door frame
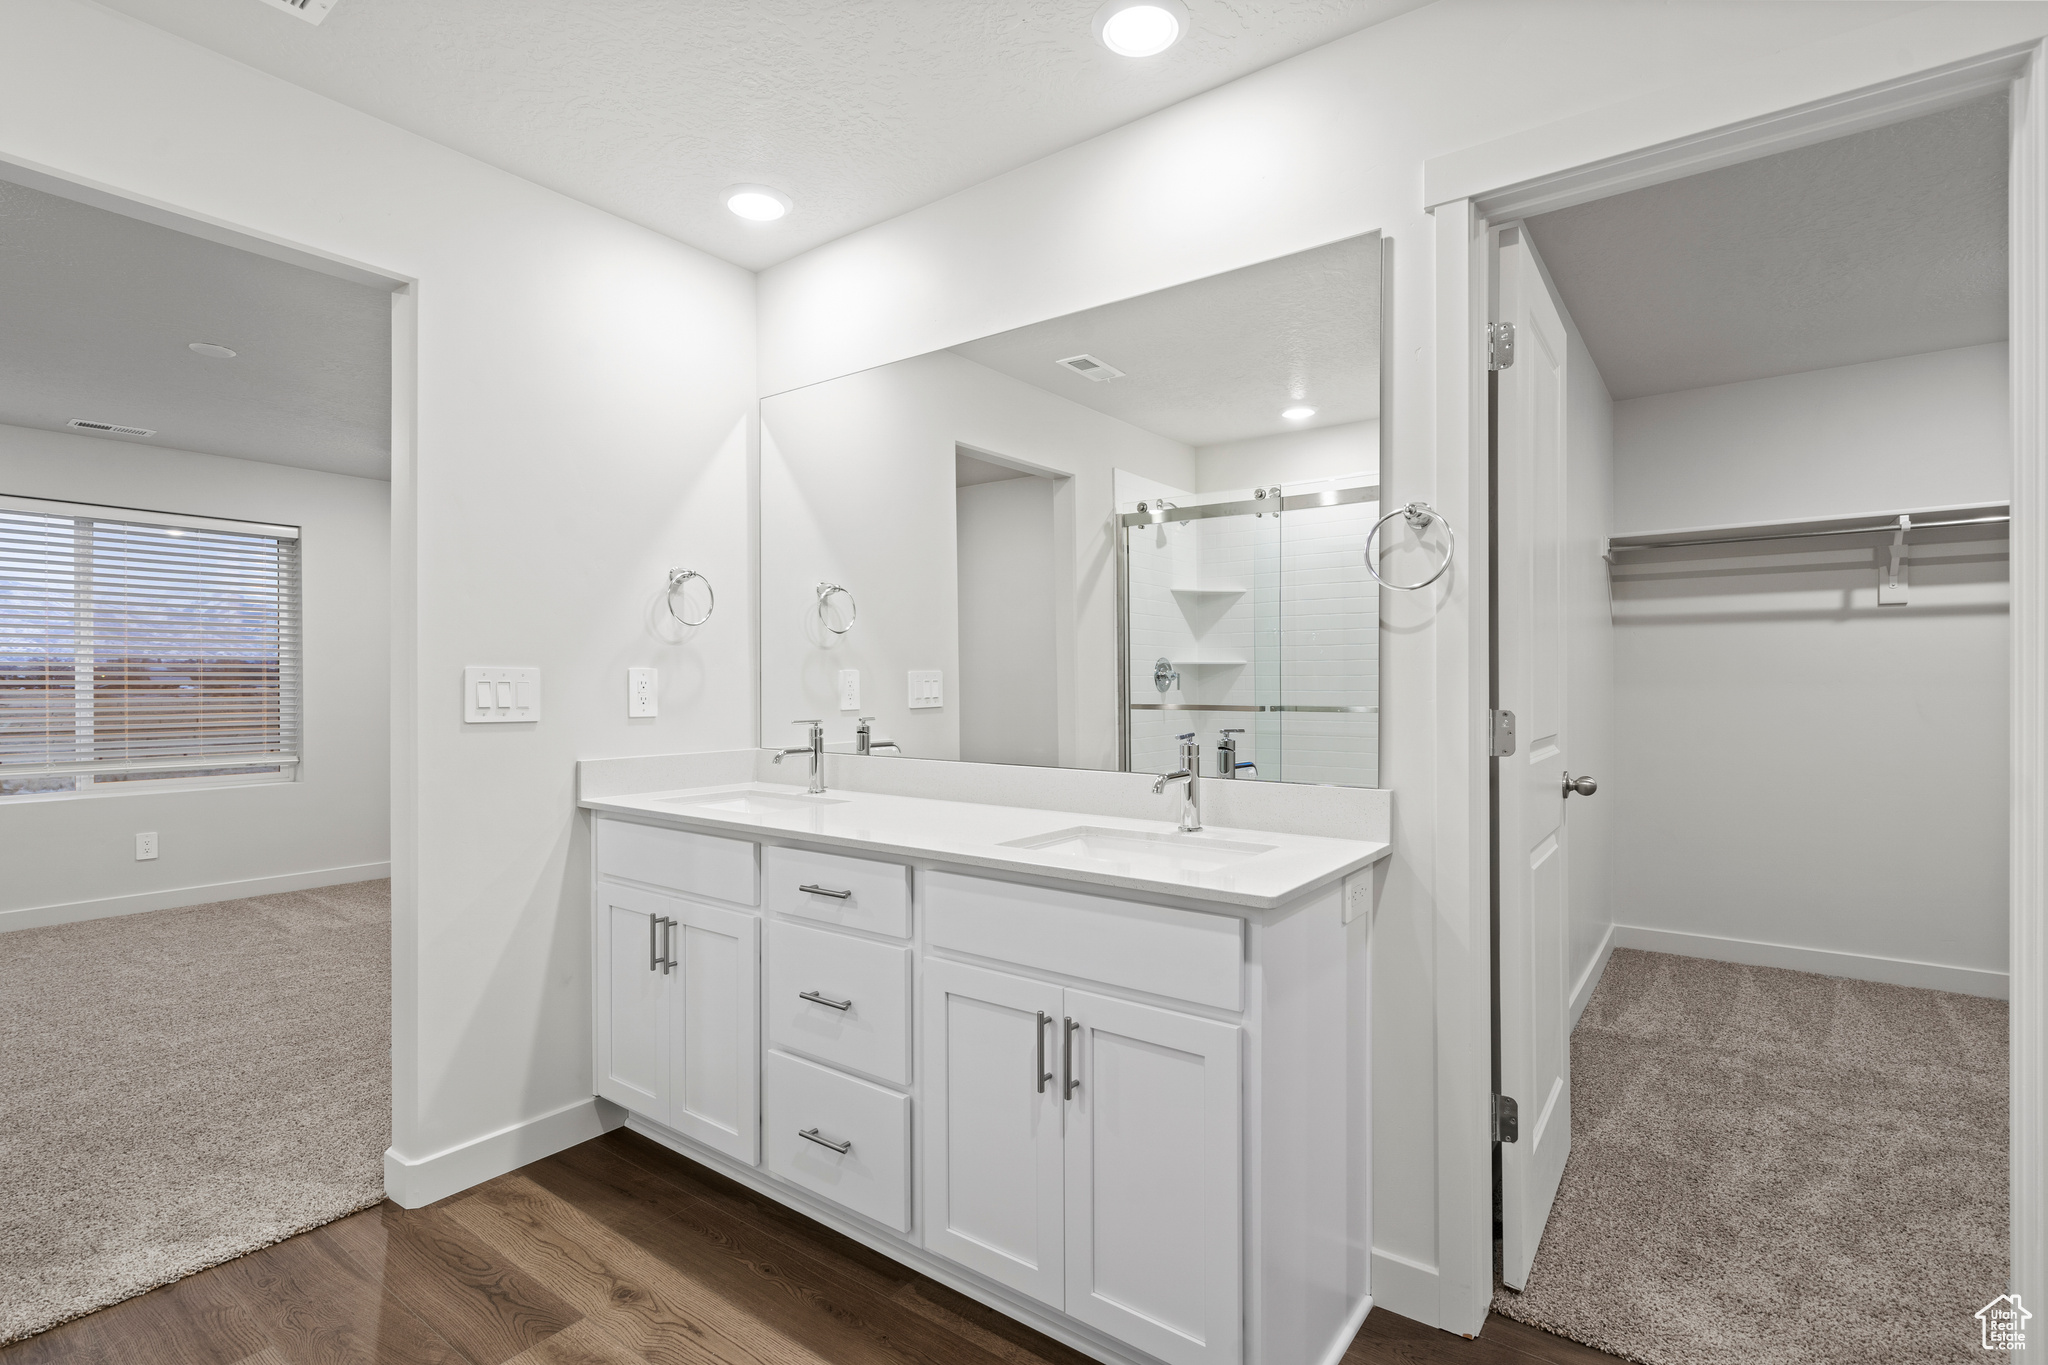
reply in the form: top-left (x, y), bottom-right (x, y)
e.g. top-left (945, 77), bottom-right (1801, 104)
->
top-left (1114, 482), bottom-right (1383, 777)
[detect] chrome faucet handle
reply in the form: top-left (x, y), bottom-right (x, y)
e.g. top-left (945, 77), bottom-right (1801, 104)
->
top-left (1219, 727), bottom-right (1245, 736)
top-left (1176, 731), bottom-right (1196, 741)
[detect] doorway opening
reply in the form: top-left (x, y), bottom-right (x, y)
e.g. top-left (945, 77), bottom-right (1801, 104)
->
top-left (1486, 90), bottom-right (2014, 1362)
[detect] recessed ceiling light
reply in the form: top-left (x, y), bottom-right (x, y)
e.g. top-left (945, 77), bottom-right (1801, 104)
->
top-left (1095, 0), bottom-right (1189, 57)
top-left (1282, 406), bottom-right (1317, 421)
top-left (188, 342), bottom-right (237, 359)
top-left (725, 185), bottom-right (792, 222)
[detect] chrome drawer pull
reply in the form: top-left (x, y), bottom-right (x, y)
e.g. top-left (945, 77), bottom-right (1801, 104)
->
top-left (1064, 1016), bottom-right (1081, 1099)
top-left (798, 1126), bottom-right (852, 1155)
top-left (648, 913), bottom-right (659, 972)
top-left (799, 989), bottom-right (853, 1012)
top-left (798, 883), bottom-right (853, 899)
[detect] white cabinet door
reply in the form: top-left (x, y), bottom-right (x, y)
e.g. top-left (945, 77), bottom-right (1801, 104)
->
top-left (595, 881), bottom-right (670, 1122)
top-left (922, 960), bottom-right (1066, 1309)
top-left (668, 896), bottom-right (760, 1164)
top-left (1062, 989), bottom-right (1241, 1365)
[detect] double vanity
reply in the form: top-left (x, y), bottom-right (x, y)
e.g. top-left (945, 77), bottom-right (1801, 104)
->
top-left (580, 750), bottom-right (1390, 1365)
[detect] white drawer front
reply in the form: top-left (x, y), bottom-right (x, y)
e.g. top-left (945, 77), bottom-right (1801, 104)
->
top-left (924, 871), bottom-right (1244, 1011)
top-left (599, 817), bottom-right (758, 906)
top-left (764, 1050), bottom-right (911, 1232)
top-left (766, 845), bottom-right (911, 938)
top-left (768, 920), bottom-right (913, 1085)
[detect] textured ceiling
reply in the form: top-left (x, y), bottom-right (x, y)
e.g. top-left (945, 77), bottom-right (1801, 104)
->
top-left (951, 233), bottom-right (1380, 448)
top-left (1524, 95), bottom-right (2008, 401)
top-left (92, 0), bottom-right (1430, 271)
top-left (0, 177), bottom-right (392, 478)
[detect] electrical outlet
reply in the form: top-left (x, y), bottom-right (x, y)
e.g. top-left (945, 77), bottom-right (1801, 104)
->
top-left (135, 831), bottom-right (159, 861)
top-left (838, 669), bottom-right (860, 711)
top-left (1343, 877), bottom-right (1371, 924)
top-left (628, 667), bottom-right (659, 717)
top-left (908, 670), bottom-right (944, 709)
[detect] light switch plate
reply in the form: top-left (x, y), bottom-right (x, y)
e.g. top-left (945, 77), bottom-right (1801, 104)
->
top-left (838, 669), bottom-right (860, 711)
top-left (908, 669), bottom-right (943, 709)
top-left (628, 667), bottom-right (659, 717)
top-left (465, 666), bottom-right (541, 723)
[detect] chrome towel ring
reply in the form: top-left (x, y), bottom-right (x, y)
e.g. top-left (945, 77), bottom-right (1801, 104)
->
top-left (665, 567), bottom-right (714, 627)
top-left (1364, 502), bottom-right (1456, 591)
top-left (817, 581), bottom-right (857, 634)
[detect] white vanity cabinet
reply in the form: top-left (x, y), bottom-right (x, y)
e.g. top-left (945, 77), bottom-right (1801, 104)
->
top-left (593, 820), bottom-right (761, 1164)
top-left (589, 806), bottom-right (1366, 1365)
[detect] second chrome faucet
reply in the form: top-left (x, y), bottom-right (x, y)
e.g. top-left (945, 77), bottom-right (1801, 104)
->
top-left (1152, 732), bottom-right (1203, 832)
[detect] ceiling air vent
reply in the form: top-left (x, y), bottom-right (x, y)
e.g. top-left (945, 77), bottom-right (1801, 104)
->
top-left (1056, 354), bottom-right (1126, 382)
top-left (255, 0), bottom-right (340, 25)
top-left (68, 419), bottom-right (156, 438)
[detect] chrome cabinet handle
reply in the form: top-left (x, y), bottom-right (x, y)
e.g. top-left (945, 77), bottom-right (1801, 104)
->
top-left (798, 883), bottom-right (853, 900)
top-left (1063, 1017), bottom-right (1081, 1099)
top-left (648, 913), bottom-right (659, 972)
top-left (660, 916), bottom-right (676, 974)
top-left (798, 1126), bottom-right (852, 1155)
top-left (1036, 1011), bottom-right (1052, 1094)
top-left (799, 990), bottom-right (853, 1012)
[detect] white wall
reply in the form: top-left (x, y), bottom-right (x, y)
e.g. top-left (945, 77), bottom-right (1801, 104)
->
top-left (1194, 419), bottom-right (1379, 494)
top-left (2, 0), bottom-right (758, 1203)
top-left (760, 349), bottom-right (1191, 768)
top-left (1611, 345), bottom-right (2009, 993)
top-left (957, 474), bottom-right (1060, 766)
top-left (753, 0), bottom-right (2048, 1330)
top-left (0, 423), bottom-right (389, 925)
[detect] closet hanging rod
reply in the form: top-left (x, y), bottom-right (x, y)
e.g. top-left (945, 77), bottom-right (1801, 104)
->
top-left (1606, 501), bottom-right (2010, 556)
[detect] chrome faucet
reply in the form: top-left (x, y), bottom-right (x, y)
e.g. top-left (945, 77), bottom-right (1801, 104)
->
top-left (1152, 733), bottom-right (1203, 832)
top-left (855, 717), bottom-right (900, 756)
top-left (1217, 728), bottom-right (1256, 780)
top-left (772, 719), bottom-right (827, 793)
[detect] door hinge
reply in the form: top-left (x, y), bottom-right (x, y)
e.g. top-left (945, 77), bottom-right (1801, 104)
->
top-left (1488, 321), bottom-right (1516, 371)
top-left (1493, 1093), bottom-right (1519, 1144)
top-left (1488, 709), bottom-right (1517, 757)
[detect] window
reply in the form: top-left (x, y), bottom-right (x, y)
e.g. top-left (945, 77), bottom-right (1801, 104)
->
top-left (0, 495), bottom-right (301, 798)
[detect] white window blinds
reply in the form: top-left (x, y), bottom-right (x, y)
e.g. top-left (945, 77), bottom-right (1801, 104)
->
top-left (0, 495), bottom-right (301, 787)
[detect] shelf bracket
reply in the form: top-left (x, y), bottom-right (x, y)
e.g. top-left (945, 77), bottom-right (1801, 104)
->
top-left (1878, 514), bottom-right (1910, 606)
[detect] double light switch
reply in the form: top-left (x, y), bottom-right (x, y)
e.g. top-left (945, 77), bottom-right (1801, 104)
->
top-left (465, 666), bottom-right (541, 723)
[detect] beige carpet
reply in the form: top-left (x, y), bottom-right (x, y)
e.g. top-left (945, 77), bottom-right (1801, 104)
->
top-left (0, 879), bottom-right (389, 1344)
top-left (1494, 948), bottom-right (2008, 1364)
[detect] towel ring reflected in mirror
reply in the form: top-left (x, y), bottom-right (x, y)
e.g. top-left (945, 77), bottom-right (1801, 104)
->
top-left (1364, 501), bottom-right (1456, 591)
top-left (817, 581), bottom-right (857, 635)
top-left (665, 567), bottom-right (715, 627)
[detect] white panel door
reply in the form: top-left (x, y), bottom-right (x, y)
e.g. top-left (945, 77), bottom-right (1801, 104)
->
top-left (1496, 232), bottom-right (1578, 1290)
top-left (668, 896), bottom-right (760, 1164)
top-left (922, 959), bottom-right (1066, 1308)
top-left (1062, 989), bottom-right (1241, 1365)
top-left (596, 881), bottom-right (670, 1122)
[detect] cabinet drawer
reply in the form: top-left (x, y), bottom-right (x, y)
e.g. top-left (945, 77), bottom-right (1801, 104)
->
top-left (766, 845), bottom-right (910, 938)
top-left (598, 818), bottom-right (758, 906)
top-left (924, 871), bottom-right (1243, 1011)
top-left (768, 920), bottom-right (913, 1085)
top-left (764, 1050), bottom-right (911, 1232)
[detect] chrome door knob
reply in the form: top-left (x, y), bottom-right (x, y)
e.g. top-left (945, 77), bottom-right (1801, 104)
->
top-left (1562, 772), bottom-right (1597, 798)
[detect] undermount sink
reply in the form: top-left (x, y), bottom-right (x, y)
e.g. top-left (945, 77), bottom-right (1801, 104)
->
top-left (1001, 825), bottom-right (1277, 875)
top-left (659, 787), bottom-right (846, 815)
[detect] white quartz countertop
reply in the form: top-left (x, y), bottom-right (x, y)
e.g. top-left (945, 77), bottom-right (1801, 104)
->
top-left (581, 781), bottom-right (1390, 912)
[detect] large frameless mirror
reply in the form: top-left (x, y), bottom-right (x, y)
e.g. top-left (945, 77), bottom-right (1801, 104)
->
top-left (758, 231), bottom-right (1383, 787)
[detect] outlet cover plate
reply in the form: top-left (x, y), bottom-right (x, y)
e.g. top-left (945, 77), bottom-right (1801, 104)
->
top-left (628, 667), bottom-right (659, 717)
top-left (838, 669), bottom-right (860, 711)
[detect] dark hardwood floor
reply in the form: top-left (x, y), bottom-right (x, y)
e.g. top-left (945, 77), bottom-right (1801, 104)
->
top-left (0, 1129), bottom-right (1620, 1365)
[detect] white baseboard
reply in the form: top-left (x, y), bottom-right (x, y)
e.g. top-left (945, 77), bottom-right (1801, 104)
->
top-left (1368, 1246), bottom-right (1439, 1326)
top-left (1612, 924), bottom-right (2009, 1000)
top-left (384, 1096), bottom-right (627, 1209)
top-left (1568, 922), bottom-right (1617, 1031)
top-left (0, 861), bottom-right (393, 933)
top-left (1314, 1294), bottom-right (1375, 1365)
